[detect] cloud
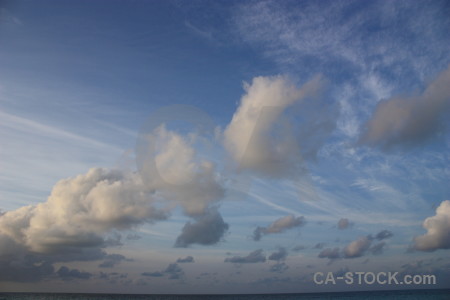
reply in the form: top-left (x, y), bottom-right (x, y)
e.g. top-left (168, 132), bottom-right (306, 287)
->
top-left (176, 256), bottom-right (195, 263)
top-left (126, 233), bottom-right (142, 240)
top-left (251, 276), bottom-right (293, 286)
top-left (0, 168), bottom-right (170, 284)
top-left (0, 168), bottom-right (169, 256)
top-left (318, 231), bottom-right (393, 262)
top-left (359, 65), bottom-right (450, 150)
top-left (343, 236), bottom-right (371, 258)
top-left (103, 233), bottom-right (123, 247)
top-left (57, 266), bottom-right (92, 280)
top-left (374, 230), bottom-right (393, 240)
top-left (0, 123), bottom-right (228, 281)
top-left (138, 124), bottom-right (228, 247)
top-left (0, 255), bottom-right (54, 282)
top-left (164, 263), bottom-right (184, 280)
top-left (337, 218), bottom-right (350, 230)
top-left (224, 249), bottom-right (266, 264)
top-left (98, 254), bottom-right (130, 268)
top-left (185, 21), bottom-right (213, 41)
top-left (269, 262), bottom-right (289, 273)
top-left (253, 215), bottom-right (305, 241)
top-left (414, 200), bottom-right (450, 251)
top-left (313, 243), bottom-right (326, 249)
top-left (99, 272), bottom-right (129, 285)
top-left (141, 271), bottom-right (164, 277)
top-left (292, 245), bottom-right (306, 252)
top-left (0, 7), bottom-right (23, 26)
top-left (233, 0), bottom-right (449, 87)
top-left (223, 75), bottom-right (334, 178)
top-left (318, 247), bottom-right (340, 260)
top-left (268, 247), bottom-right (288, 261)
top-left (137, 125), bottom-right (225, 217)
top-left (0, 168), bottom-right (156, 281)
top-left (370, 242), bottom-right (386, 255)
top-left (174, 210), bottom-right (229, 247)
top-left (141, 262), bottom-right (185, 280)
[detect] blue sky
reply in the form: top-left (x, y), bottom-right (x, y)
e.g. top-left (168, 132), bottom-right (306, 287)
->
top-left (0, 0), bottom-right (449, 294)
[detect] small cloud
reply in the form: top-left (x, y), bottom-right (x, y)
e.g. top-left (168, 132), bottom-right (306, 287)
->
top-left (99, 272), bottom-right (128, 285)
top-left (343, 236), bottom-right (371, 258)
top-left (57, 266), bottom-right (92, 280)
top-left (318, 247), bottom-right (340, 260)
top-left (103, 232), bottom-right (123, 247)
top-left (224, 249), bottom-right (266, 264)
top-left (98, 254), bottom-right (130, 268)
top-left (268, 247), bottom-right (288, 261)
top-left (292, 245), bottom-right (306, 251)
top-left (370, 241), bottom-right (386, 255)
top-left (174, 211), bottom-right (229, 247)
top-left (126, 233), bottom-right (142, 240)
top-left (314, 243), bottom-right (326, 249)
top-left (253, 215), bottom-right (305, 241)
top-left (337, 218), bottom-right (351, 230)
top-left (375, 230), bottom-right (393, 240)
top-left (185, 21), bottom-right (213, 40)
top-left (252, 276), bottom-right (293, 285)
top-left (141, 271), bottom-right (164, 277)
top-left (176, 256), bottom-right (195, 263)
top-left (269, 262), bottom-right (289, 273)
top-left (164, 263), bottom-right (184, 280)
top-left (141, 263), bottom-right (185, 280)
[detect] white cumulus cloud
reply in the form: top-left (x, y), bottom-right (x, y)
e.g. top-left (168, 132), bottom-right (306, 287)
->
top-left (223, 75), bottom-right (333, 178)
top-left (414, 200), bottom-right (450, 252)
top-left (0, 125), bottom-right (227, 281)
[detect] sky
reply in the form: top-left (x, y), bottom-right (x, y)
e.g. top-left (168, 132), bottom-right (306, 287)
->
top-left (0, 0), bottom-right (449, 294)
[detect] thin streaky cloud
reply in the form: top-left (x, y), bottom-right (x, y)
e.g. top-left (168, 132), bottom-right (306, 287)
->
top-left (0, 110), bottom-right (122, 152)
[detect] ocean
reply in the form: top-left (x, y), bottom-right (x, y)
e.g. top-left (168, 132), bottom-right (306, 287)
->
top-left (0, 289), bottom-right (449, 300)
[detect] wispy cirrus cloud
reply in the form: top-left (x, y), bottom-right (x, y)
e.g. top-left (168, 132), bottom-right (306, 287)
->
top-left (233, 0), bottom-right (449, 81)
